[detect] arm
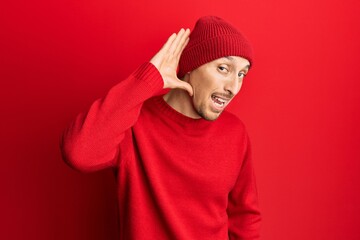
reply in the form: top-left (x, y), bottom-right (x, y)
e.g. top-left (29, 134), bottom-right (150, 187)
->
top-left (227, 134), bottom-right (261, 239)
top-left (60, 63), bottom-right (163, 172)
top-left (60, 29), bottom-right (192, 172)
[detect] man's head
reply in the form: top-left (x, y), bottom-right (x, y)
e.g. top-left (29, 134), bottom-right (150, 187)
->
top-left (178, 16), bottom-right (253, 78)
top-left (178, 16), bottom-right (253, 121)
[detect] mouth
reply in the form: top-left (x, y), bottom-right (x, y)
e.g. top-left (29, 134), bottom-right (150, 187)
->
top-left (211, 94), bottom-right (230, 110)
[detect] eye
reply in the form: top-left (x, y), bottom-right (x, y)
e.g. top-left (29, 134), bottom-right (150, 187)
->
top-left (238, 72), bottom-right (246, 78)
top-left (218, 66), bottom-right (229, 73)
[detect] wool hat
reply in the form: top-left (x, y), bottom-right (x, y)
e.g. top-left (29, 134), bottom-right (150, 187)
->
top-left (178, 16), bottom-right (253, 79)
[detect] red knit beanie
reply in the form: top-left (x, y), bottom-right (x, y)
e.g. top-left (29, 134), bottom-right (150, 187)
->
top-left (178, 16), bottom-right (253, 79)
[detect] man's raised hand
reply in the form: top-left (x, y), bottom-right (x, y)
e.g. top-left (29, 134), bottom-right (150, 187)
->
top-left (150, 28), bottom-right (193, 96)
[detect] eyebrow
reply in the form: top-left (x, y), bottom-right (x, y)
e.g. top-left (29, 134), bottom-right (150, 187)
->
top-left (223, 56), bottom-right (251, 70)
top-left (224, 56), bottom-right (235, 61)
top-left (243, 64), bottom-right (251, 71)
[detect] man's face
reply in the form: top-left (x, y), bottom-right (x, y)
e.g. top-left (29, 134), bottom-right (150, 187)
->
top-left (186, 56), bottom-right (250, 121)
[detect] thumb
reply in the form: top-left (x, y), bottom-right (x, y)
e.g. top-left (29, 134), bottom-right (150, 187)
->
top-left (177, 81), bottom-right (194, 97)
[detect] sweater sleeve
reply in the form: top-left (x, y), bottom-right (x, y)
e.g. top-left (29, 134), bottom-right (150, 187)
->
top-left (227, 134), bottom-right (261, 239)
top-left (60, 62), bottom-right (163, 172)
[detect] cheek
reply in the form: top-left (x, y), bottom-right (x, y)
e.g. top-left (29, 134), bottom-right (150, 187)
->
top-left (189, 70), bottom-right (218, 98)
top-left (238, 80), bottom-right (244, 91)
top-left (193, 84), bottom-right (212, 100)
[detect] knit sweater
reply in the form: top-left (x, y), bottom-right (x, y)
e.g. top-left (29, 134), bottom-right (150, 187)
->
top-left (60, 62), bottom-right (261, 239)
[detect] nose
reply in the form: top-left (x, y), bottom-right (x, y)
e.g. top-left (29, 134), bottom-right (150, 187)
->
top-left (224, 76), bottom-right (243, 96)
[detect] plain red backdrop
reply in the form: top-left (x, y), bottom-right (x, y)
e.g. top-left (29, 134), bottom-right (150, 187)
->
top-left (1, 0), bottom-right (360, 239)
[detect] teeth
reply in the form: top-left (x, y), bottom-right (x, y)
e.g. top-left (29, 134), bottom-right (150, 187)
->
top-left (212, 95), bottom-right (226, 106)
top-left (217, 98), bottom-right (225, 104)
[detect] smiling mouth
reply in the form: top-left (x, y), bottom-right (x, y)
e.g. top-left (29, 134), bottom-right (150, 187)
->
top-left (211, 94), bottom-right (229, 108)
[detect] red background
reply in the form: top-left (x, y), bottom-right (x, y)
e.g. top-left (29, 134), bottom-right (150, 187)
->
top-left (1, 0), bottom-right (360, 239)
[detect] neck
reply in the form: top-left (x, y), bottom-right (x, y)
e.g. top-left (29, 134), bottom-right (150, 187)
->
top-left (163, 89), bottom-right (201, 119)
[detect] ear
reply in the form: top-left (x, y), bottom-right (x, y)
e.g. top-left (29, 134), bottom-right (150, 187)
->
top-left (182, 72), bottom-right (191, 82)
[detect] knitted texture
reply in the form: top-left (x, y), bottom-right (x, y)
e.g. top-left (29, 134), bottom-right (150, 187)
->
top-left (178, 16), bottom-right (253, 78)
top-left (60, 63), bottom-right (261, 239)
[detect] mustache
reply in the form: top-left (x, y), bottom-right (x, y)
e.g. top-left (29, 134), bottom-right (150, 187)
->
top-left (212, 92), bottom-right (234, 99)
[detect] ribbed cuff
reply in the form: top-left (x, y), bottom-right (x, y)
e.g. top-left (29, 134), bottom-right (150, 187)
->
top-left (132, 62), bottom-right (164, 95)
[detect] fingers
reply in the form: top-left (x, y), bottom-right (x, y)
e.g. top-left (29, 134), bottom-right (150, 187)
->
top-left (150, 33), bottom-right (177, 69)
top-left (177, 37), bottom-right (190, 60)
top-left (168, 28), bottom-right (188, 56)
top-left (158, 28), bottom-right (190, 60)
top-left (168, 29), bottom-right (184, 54)
top-left (174, 28), bottom-right (190, 58)
top-left (161, 33), bottom-right (177, 53)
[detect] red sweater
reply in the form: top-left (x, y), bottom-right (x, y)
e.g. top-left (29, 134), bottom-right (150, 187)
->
top-left (60, 62), bottom-right (261, 239)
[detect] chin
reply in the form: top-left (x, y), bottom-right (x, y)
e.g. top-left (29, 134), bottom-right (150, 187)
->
top-left (198, 110), bottom-right (222, 121)
top-left (195, 102), bottom-right (223, 121)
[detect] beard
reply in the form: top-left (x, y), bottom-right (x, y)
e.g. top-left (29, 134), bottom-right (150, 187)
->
top-left (196, 103), bottom-right (221, 121)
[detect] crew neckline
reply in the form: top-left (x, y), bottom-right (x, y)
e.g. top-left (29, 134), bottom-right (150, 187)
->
top-left (152, 95), bottom-right (214, 130)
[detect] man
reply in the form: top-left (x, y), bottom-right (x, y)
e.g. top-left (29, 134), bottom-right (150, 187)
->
top-left (60, 16), bottom-right (261, 239)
